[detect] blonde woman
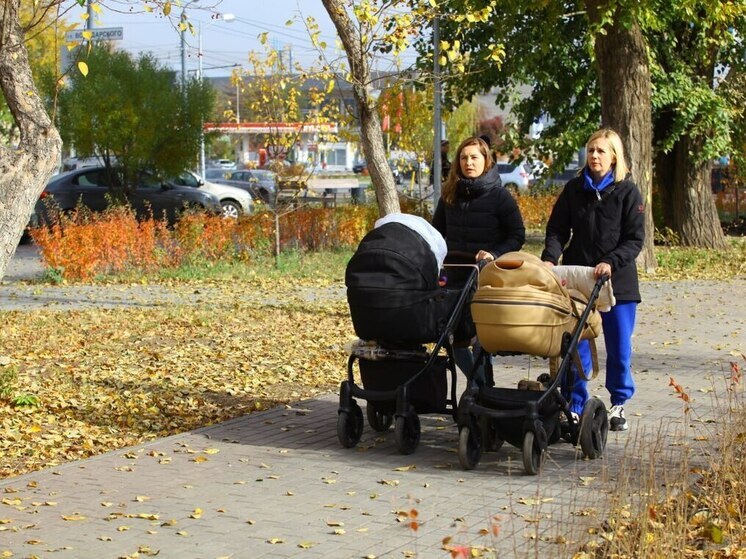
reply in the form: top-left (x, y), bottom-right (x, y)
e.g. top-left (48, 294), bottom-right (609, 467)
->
top-left (541, 128), bottom-right (645, 431)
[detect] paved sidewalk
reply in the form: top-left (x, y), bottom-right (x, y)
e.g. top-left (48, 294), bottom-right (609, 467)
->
top-left (0, 278), bottom-right (744, 558)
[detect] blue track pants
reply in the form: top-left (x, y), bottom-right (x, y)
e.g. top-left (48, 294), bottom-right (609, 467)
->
top-left (565, 301), bottom-right (638, 415)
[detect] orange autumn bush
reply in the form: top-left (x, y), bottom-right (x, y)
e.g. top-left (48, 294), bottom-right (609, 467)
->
top-left (30, 206), bottom-right (169, 281)
top-left (516, 192), bottom-right (558, 230)
top-left (30, 206), bottom-right (379, 281)
top-left (29, 195), bottom-right (559, 281)
top-left (172, 213), bottom-right (238, 262)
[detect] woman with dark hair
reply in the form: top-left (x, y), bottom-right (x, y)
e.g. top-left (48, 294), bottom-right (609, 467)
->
top-left (432, 136), bottom-right (526, 384)
top-left (541, 128), bottom-right (645, 431)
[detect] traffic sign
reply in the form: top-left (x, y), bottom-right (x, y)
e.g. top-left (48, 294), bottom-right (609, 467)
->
top-left (65, 27), bottom-right (124, 42)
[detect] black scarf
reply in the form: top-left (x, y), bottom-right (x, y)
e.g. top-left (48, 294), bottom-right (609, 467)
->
top-left (456, 165), bottom-right (501, 199)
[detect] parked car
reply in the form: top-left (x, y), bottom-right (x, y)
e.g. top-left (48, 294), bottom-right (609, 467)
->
top-left (496, 161), bottom-right (531, 194)
top-left (213, 169), bottom-right (277, 204)
top-left (209, 159), bottom-right (237, 170)
top-left (34, 167), bottom-right (222, 226)
top-left (169, 171), bottom-right (254, 218)
top-left (352, 160), bottom-right (403, 185)
top-left (204, 168), bottom-right (229, 182)
top-left (532, 165), bottom-right (582, 191)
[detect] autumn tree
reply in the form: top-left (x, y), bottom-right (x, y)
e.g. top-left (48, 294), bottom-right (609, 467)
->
top-left (0, 2), bottom-right (72, 144)
top-left (0, 0), bottom-right (205, 281)
top-left (58, 45), bottom-right (214, 188)
top-left (316, 0), bottom-right (500, 218)
top-left (0, 0), bottom-right (63, 280)
top-left (426, 0), bottom-right (746, 252)
top-left (240, 37), bottom-right (341, 173)
top-left (319, 0), bottom-right (401, 216)
top-left (378, 83), bottom-right (476, 189)
top-left (237, 36), bottom-right (343, 259)
top-left (647, 2), bottom-right (743, 248)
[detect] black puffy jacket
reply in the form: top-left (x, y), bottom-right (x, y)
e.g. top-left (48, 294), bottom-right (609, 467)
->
top-left (540, 174), bottom-right (645, 302)
top-left (432, 165), bottom-right (526, 259)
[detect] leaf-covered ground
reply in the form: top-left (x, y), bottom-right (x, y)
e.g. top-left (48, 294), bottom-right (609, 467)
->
top-left (0, 290), bottom-right (352, 479)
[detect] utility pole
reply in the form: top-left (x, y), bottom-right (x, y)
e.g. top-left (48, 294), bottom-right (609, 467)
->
top-left (432, 16), bottom-right (442, 207)
top-left (180, 10), bottom-right (188, 90)
top-left (198, 24), bottom-right (206, 178)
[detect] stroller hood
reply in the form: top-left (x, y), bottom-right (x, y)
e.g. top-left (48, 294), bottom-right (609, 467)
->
top-left (346, 222), bottom-right (439, 292)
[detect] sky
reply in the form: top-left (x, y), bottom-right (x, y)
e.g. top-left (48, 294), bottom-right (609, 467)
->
top-left (67, 1), bottom-right (418, 78)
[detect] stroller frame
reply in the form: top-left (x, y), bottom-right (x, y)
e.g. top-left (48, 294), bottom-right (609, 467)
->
top-left (337, 263), bottom-right (479, 455)
top-left (456, 275), bottom-right (610, 475)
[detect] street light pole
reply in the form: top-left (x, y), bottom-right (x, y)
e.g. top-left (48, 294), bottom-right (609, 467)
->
top-left (197, 13), bottom-right (235, 179)
top-left (199, 24), bottom-right (206, 178)
top-left (179, 3), bottom-right (198, 90)
top-left (236, 80), bottom-right (240, 123)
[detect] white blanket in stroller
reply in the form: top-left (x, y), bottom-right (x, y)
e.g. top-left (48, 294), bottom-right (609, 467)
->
top-left (551, 266), bottom-right (615, 311)
top-left (374, 213), bottom-right (447, 270)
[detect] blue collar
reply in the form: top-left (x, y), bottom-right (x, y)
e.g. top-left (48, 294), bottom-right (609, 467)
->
top-left (583, 168), bottom-right (615, 197)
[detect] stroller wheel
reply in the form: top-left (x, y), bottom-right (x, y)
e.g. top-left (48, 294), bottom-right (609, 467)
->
top-left (394, 406), bottom-right (421, 455)
top-left (337, 401), bottom-right (364, 448)
top-left (458, 424), bottom-right (482, 470)
top-left (366, 402), bottom-right (394, 432)
top-left (522, 427), bottom-right (547, 475)
top-left (579, 398), bottom-right (608, 459)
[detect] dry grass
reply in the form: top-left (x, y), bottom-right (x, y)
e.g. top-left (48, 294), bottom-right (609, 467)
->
top-left (571, 359), bottom-right (746, 559)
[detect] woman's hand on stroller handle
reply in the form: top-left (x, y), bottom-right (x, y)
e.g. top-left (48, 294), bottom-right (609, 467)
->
top-left (594, 262), bottom-right (612, 280)
top-left (476, 250), bottom-right (494, 263)
top-left (475, 251), bottom-right (495, 271)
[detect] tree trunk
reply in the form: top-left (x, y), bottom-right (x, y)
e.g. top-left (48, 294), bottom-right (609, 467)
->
top-left (589, 2), bottom-right (656, 272)
top-left (0, 0), bottom-right (62, 280)
top-left (321, 0), bottom-right (400, 217)
top-left (671, 135), bottom-right (727, 248)
top-left (653, 111), bottom-right (676, 232)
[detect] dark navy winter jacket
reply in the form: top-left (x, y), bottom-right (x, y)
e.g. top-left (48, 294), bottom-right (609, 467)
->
top-left (432, 165), bottom-right (526, 259)
top-left (540, 174), bottom-right (645, 302)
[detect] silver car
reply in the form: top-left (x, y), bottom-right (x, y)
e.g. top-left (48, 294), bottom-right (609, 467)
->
top-left (213, 169), bottom-right (277, 204)
top-left (171, 171), bottom-right (254, 218)
top-left (497, 161), bottom-right (531, 194)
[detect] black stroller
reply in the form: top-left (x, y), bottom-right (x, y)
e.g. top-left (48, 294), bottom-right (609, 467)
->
top-left (456, 262), bottom-right (610, 475)
top-left (337, 221), bottom-right (479, 455)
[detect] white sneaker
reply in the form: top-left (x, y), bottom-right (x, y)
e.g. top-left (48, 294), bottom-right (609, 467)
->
top-left (608, 405), bottom-right (628, 431)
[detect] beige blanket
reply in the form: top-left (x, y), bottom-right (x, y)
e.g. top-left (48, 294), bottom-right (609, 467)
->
top-left (552, 265), bottom-right (615, 311)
